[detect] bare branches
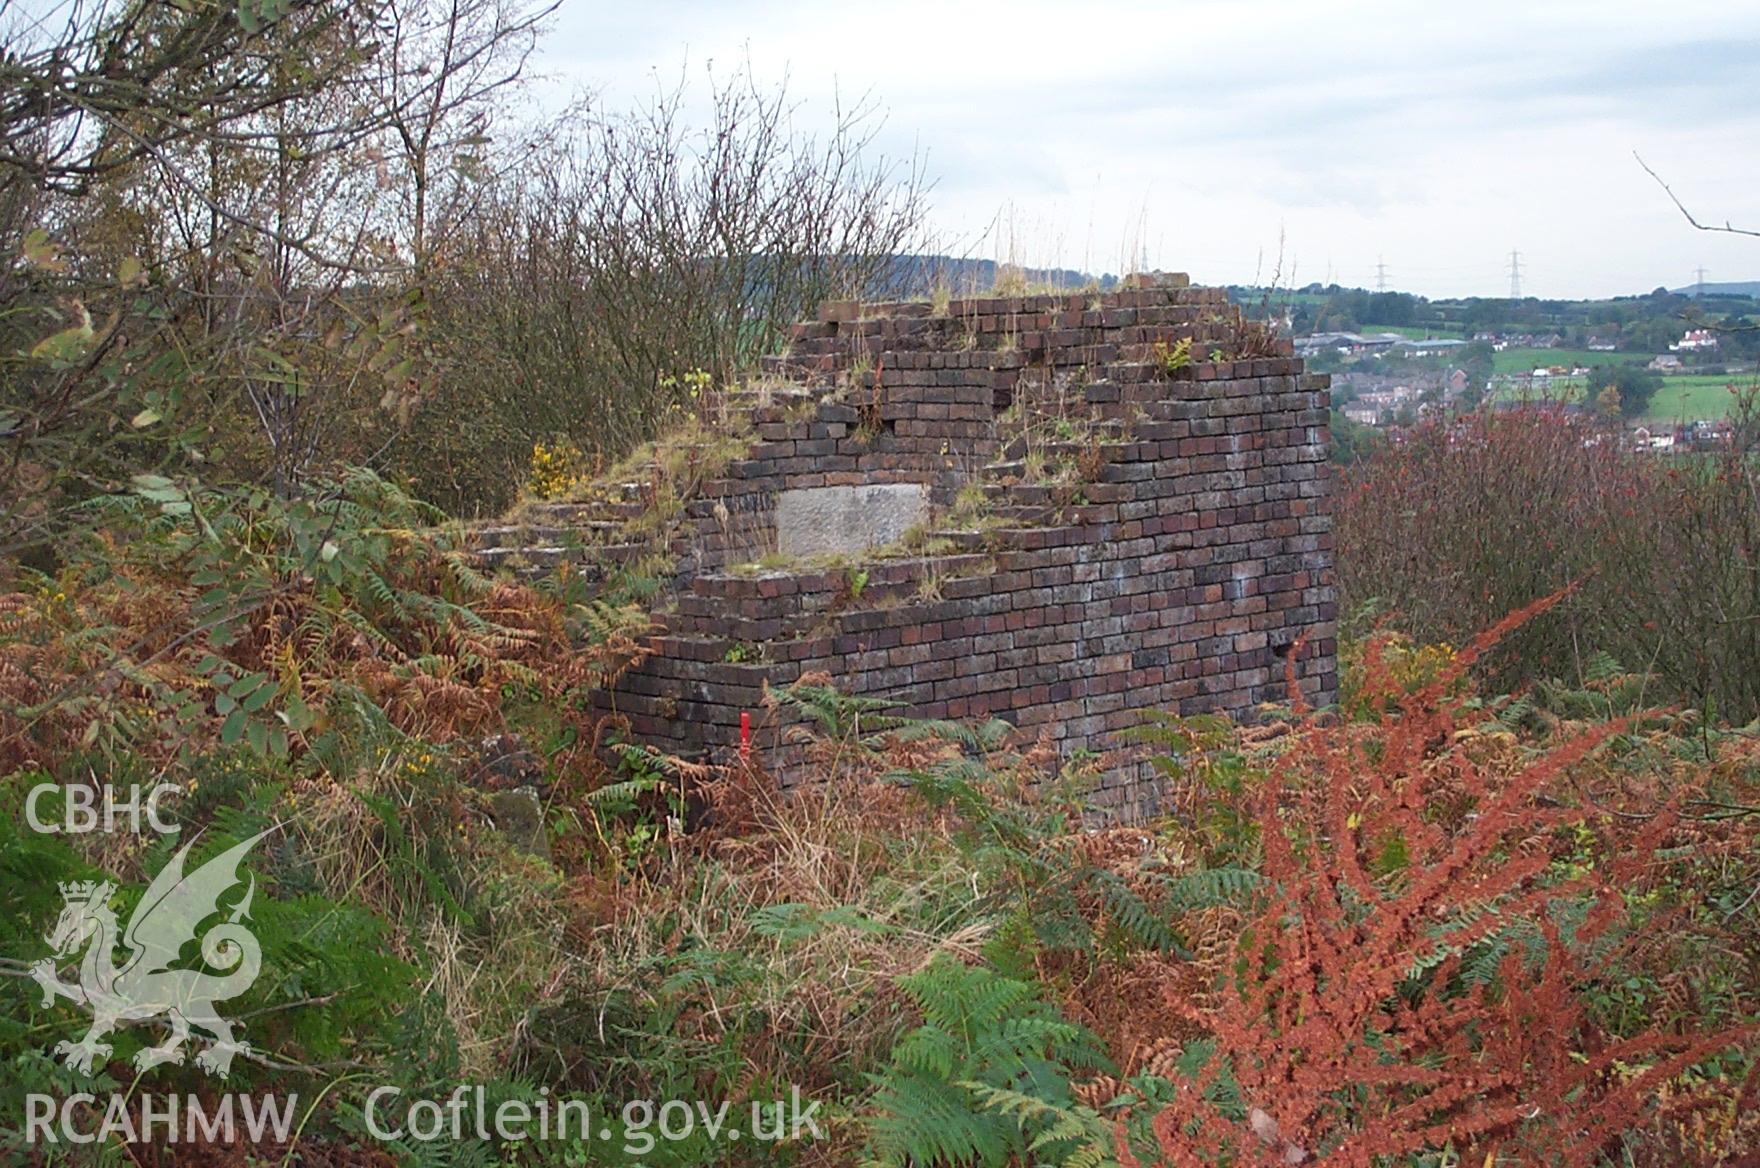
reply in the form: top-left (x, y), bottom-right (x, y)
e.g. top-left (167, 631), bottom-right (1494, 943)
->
top-left (396, 61), bottom-right (929, 510)
top-left (0, 0), bottom-right (366, 193)
top-left (1635, 151), bottom-right (1760, 239)
top-left (0, 0), bottom-right (931, 531)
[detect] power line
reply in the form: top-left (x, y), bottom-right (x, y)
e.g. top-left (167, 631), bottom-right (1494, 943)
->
top-left (1375, 256), bottom-right (1389, 292)
top-left (1507, 249), bottom-right (1523, 300)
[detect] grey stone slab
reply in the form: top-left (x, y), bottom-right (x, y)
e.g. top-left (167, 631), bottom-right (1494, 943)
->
top-left (775, 483), bottom-right (928, 559)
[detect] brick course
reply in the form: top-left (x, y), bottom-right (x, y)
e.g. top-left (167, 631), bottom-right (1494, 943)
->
top-left (569, 274), bottom-right (1337, 820)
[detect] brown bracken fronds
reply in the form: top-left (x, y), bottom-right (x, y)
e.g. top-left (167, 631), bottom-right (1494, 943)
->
top-left (1127, 597), bottom-right (1758, 1167)
top-left (0, 482), bottom-right (648, 777)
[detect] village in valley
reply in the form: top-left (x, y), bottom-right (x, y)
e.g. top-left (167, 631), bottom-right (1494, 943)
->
top-left (1271, 282), bottom-right (1759, 453)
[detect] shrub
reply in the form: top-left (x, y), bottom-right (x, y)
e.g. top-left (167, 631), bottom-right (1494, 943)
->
top-left (527, 436), bottom-right (593, 500)
top-left (1334, 398), bottom-right (1760, 719)
top-left (397, 66), bottom-right (928, 515)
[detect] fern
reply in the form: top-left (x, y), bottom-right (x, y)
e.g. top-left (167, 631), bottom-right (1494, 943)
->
top-left (892, 716), bottom-right (1016, 753)
top-left (780, 680), bottom-right (910, 744)
top-left (1582, 649), bottom-right (1624, 685)
top-left (891, 738), bottom-right (1212, 964)
top-left (1154, 866), bottom-right (1262, 912)
top-left (584, 775), bottom-right (666, 810)
top-left (866, 957), bottom-right (1113, 1167)
top-left (1495, 691), bottom-right (1537, 730)
top-left (961, 1082), bottom-right (1121, 1168)
top-left (1092, 871), bottom-right (1188, 956)
top-left (440, 548), bottom-right (495, 599)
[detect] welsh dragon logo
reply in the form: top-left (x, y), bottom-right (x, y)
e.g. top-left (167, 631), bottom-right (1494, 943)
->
top-left (29, 833), bottom-right (268, 1078)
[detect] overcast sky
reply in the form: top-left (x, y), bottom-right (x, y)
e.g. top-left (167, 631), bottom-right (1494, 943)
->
top-left (534, 0), bottom-right (1760, 299)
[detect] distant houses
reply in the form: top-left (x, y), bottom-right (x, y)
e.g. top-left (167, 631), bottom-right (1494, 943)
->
top-left (1295, 331), bottom-right (1406, 356)
top-left (1299, 308), bottom-right (1752, 442)
top-left (1474, 331), bottom-right (1564, 351)
top-left (1634, 420), bottom-right (1735, 451)
top-left (1294, 332), bottom-right (1473, 359)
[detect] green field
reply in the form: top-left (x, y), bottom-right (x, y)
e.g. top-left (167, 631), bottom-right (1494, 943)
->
top-left (1489, 372), bottom-right (1756, 421)
top-left (1490, 347), bottom-right (1645, 374)
top-left (1644, 375), bottom-right (1759, 422)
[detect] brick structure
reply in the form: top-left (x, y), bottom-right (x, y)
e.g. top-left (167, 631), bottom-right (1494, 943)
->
top-left (482, 274), bottom-right (1336, 820)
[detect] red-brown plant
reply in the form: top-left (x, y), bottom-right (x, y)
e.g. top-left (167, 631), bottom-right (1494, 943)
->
top-left (1127, 597), bottom-right (1758, 1167)
top-left (0, 481), bottom-right (647, 777)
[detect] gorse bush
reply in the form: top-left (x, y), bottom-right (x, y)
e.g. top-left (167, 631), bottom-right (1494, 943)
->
top-left (1335, 395), bottom-right (1760, 720)
top-left (527, 437), bottom-right (594, 500)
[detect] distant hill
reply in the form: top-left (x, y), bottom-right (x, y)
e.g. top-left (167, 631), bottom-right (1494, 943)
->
top-left (877, 256), bottom-right (1117, 298)
top-left (1672, 281), bottom-right (1760, 298)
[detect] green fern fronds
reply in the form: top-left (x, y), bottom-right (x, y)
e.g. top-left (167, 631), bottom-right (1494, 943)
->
top-left (1154, 866), bottom-right (1263, 911)
top-left (961, 1082), bottom-right (1121, 1168)
top-left (1582, 649), bottom-right (1624, 685)
top-left (893, 717), bottom-right (1016, 753)
top-left (780, 680), bottom-right (908, 743)
top-left (866, 958), bottom-right (1112, 1167)
top-left (1496, 692), bottom-right (1537, 729)
top-left (1092, 872), bottom-right (1187, 956)
top-left (584, 776), bottom-right (665, 808)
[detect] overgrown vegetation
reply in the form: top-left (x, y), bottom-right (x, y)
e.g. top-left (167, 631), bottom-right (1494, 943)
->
top-left (0, 0), bottom-right (926, 550)
top-left (406, 78), bottom-right (926, 513)
top-left (1335, 392), bottom-right (1760, 720)
top-left (2, 3), bottom-right (1756, 1165)
top-left (1, 488), bottom-right (1754, 1164)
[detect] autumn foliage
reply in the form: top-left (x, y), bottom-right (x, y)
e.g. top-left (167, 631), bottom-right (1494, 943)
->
top-left (0, 470), bottom-right (646, 778)
top-left (1117, 600), bottom-right (1759, 1166)
top-left (2, 475), bottom-right (1755, 1166)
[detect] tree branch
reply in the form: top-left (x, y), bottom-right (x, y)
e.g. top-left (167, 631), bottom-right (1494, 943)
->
top-left (1635, 151), bottom-right (1760, 239)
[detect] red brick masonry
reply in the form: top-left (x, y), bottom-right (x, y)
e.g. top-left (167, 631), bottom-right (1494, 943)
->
top-left (601, 276), bottom-right (1336, 819)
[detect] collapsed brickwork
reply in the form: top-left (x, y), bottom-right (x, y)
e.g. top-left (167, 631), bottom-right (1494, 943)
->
top-left (476, 274), bottom-right (1336, 819)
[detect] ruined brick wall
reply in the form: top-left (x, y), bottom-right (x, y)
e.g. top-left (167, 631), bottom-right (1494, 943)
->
top-left (585, 275), bottom-right (1336, 820)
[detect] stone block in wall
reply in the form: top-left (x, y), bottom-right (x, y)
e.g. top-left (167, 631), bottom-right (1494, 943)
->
top-left (774, 483), bottom-right (930, 558)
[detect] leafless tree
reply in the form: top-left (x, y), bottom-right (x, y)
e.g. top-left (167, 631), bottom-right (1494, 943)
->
top-left (397, 63), bottom-right (930, 512)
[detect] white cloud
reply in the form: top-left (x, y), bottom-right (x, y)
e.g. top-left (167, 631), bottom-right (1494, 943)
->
top-left (533, 0), bottom-right (1760, 297)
